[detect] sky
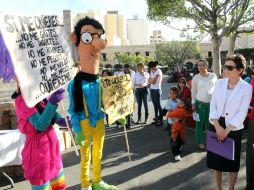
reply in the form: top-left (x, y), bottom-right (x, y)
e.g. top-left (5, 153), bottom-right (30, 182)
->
top-left (0, 0), bottom-right (186, 40)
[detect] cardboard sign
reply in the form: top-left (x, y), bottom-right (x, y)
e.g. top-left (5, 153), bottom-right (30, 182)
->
top-left (100, 74), bottom-right (134, 125)
top-left (0, 14), bottom-right (73, 107)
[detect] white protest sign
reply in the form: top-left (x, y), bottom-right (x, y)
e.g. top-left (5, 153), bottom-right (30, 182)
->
top-left (0, 14), bottom-right (74, 107)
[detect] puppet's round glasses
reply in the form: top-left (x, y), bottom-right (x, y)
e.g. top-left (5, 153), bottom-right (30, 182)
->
top-left (81, 32), bottom-right (106, 44)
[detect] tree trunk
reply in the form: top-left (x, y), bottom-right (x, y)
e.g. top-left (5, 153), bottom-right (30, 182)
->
top-left (228, 33), bottom-right (237, 56)
top-left (212, 37), bottom-right (222, 78)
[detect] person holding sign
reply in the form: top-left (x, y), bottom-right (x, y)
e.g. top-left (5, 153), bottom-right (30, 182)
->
top-left (14, 86), bottom-right (67, 190)
top-left (0, 29), bottom-right (67, 189)
top-left (67, 17), bottom-right (117, 190)
top-left (207, 54), bottom-right (252, 190)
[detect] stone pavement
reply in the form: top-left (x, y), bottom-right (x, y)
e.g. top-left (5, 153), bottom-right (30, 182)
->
top-left (0, 82), bottom-right (248, 190)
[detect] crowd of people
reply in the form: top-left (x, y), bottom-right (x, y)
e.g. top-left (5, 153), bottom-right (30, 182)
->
top-left (3, 15), bottom-right (253, 190)
top-left (101, 55), bottom-right (254, 190)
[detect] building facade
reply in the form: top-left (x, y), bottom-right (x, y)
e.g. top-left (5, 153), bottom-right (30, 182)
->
top-left (63, 10), bottom-right (153, 63)
top-left (101, 44), bottom-right (156, 65)
top-left (127, 17), bottom-right (151, 45)
top-left (199, 32), bottom-right (254, 61)
top-left (150, 30), bottom-right (165, 43)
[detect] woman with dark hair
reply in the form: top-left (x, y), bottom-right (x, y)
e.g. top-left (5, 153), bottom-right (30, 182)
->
top-left (208, 54), bottom-right (252, 190)
top-left (133, 63), bottom-right (150, 124)
top-left (191, 59), bottom-right (217, 150)
top-left (148, 61), bottom-right (163, 126)
top-left (177, 77), bottom-right (191, 101)
top-left (101, 69), bottom-right (113, 77)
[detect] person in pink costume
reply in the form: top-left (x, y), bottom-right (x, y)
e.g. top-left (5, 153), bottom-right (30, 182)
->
top-left (14, 86), bottom-right (67, 190)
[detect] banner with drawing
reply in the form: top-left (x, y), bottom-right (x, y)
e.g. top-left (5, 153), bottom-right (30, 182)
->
top-left (0, 14), bottom-right (73, 107)
top-left (100, 74), bottom-right (135, 125)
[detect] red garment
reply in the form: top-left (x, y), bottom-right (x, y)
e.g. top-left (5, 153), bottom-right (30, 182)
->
top-left (178, 86), bottom-right (191, 101)
top-left (249, 76), bottom-right (254, 120)
top-left (167, 107), bottom-right (188, 142)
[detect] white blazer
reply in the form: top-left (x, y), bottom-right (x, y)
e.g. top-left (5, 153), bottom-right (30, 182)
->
top-left (209, 78), bottom-right (252, 130)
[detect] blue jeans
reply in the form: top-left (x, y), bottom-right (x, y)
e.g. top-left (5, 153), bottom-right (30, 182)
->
top-left (135, 87), bottom-right (148, 114)
top-left (150, 89), bottom-right (162, 119)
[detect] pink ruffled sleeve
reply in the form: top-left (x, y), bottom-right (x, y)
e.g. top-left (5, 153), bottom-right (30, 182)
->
top-left (15, 95), bottom-right (38, 135)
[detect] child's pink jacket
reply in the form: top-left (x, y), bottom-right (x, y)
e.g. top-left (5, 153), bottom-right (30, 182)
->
top-left (15, 95), bottom-right (63, 185)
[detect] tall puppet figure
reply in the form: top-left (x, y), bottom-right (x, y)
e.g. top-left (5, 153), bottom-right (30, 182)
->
top-left (68, 17), bottom-right (117, 190)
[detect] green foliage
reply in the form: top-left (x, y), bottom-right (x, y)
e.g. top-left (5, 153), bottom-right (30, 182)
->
top-left (134, 56), bottom-right (145, 64)
top-left (146, 0), bottom-right (254, 76)
top-left (147, 0), bottom-right (187, 22)
top-left (115, 53), bottom-right (153, 66)
top-left (145, 56), bottom-right (154, 63)
top-left (155, 41), bottom-right (199, 67)
top-left (221, 48), bottom-right (254, 64)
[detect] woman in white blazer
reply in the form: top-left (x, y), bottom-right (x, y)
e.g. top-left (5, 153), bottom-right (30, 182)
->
top-left (207, 54), bottom-right (252, 190)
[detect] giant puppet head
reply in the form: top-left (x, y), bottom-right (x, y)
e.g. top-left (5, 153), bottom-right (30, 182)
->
top-left (70, 17), bottom-right (107, 74)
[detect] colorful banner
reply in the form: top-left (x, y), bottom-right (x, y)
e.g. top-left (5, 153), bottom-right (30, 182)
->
top-left (0, 14), bottom-right (73, 107)
top-left (100, 74), bottom-right (134, 125)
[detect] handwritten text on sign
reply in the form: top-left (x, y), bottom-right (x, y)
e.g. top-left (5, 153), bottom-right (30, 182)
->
top-left (100, 74), bottom-right (134, 125)
top-left (0, 14), bottom-right (73, 107)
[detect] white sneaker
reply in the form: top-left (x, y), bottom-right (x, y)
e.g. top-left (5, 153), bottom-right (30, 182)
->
top-left (81, 186), bottom-right (92, 190)
top-left (174, 155), bottom-right (181, 161)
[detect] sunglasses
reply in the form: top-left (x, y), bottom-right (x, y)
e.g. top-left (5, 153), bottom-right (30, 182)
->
top-left (81, 32), bottom-right (106, 44)
top-left (223, 65), bottom-right (238, 71)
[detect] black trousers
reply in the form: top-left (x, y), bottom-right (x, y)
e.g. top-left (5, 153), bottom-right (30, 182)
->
top-left (171, 135), bottom-right (182, 156)
top-left (246, 120), bottom-right (254, 190)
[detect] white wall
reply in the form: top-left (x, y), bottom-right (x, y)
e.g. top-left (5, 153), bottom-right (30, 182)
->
top-left (127, 19), bottom-right (151, 45)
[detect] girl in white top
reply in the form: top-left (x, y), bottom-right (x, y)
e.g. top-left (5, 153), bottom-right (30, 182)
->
top-left (132, 63), bottom-right (150, 124)
top-left (191, 59), bottom-right (217, 149)
top-left (148, 61), bottom-right (163, 126)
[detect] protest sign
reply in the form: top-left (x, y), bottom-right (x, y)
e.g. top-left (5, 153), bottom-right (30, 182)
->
top-left (0, 14), bottom-right (73, 107)
top-left (100, 74), bottom-right (134, 125)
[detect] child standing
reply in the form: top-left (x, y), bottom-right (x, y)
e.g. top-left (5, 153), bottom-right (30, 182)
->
top-left (166, 99), bottom-right (190, 161)
top-left (14, 87), bottom-right (67, 190)
top-left (164, 87), bottom-right (181, 136)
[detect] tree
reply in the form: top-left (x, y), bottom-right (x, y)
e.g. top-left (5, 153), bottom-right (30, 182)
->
top-left (147, 0), bottom-right (254, 76)
top-left (155, 41), bottom-right (199, 68)
top-left (134, 56), bottom-right (146, 64)
top-left (115, 53), bottom-right (152, 66)
top-left (227, 0), bottom-right (254, 55)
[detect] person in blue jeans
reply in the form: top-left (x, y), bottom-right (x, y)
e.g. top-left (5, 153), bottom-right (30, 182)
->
top-left (148, 61), bottom-right (163, 126)
top-left (133, 63), bottom-right (150, 124)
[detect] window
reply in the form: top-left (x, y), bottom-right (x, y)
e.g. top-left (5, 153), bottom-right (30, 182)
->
top-left (135, 52), bottom-right (140, 56)
top-left (145, 51), bottom-right (150, 56)
top-left (208, 51), bottom-right (212, 57)
top-left (101, 53), bottom-right (107, 61)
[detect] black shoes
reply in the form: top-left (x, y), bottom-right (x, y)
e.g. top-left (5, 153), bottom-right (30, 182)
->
top-left (155, 121), bottom-right (163, 127)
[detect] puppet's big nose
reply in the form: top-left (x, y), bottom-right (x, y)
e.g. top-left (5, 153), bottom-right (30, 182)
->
top-left (92, 38), bottom-right (107, 50)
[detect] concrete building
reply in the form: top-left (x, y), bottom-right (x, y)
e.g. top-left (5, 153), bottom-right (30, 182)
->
top-left (104, 11), bottom-right (129, 46)
top-left (63, 10), bottom-right (79, 62)
top-left (127, 17), bottom-right (151, 45)
top-left (63, 10), bottom-right (154, 63)
top-left (101, 44), bottom-right (156, 65)
top-left (74, 10), bottom-right (105, 27)
top-left (150, 30), bottom-right (165, 43)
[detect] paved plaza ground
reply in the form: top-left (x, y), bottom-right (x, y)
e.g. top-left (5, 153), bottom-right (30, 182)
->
top-left (0, 82), bottom-right (248, 190)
